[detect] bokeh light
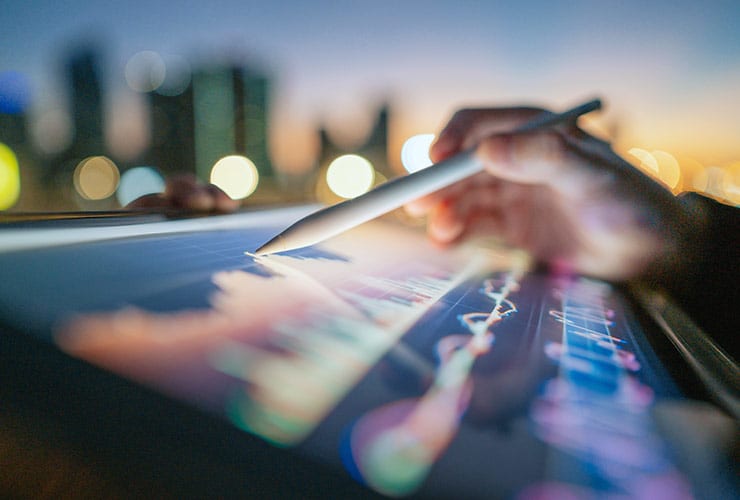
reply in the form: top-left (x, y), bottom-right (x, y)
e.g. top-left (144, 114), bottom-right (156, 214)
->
top-left (700, 166), bottom-right (726, 199)
top-left (210, 155), bottom-right (259, 199)
top-left (156, 54), bottom-right (192, 96)
top-left (0, 71), bottom-right (31, 114)
top-left (628, 148), bottom-right (681, 191)
top-left (401, 134), bottom-right (435, 173)
top-left (125, 51), bottom-right (166, 93)
top-left (117, 166), bottom-right (166, 206)
top-left (651, 150), bottom-right (681, 190)
top-left (73, 156), bottom-right (120, 200)
top-left (0, 143), bottom-right (20, 210)
top-left (721, 161), bottom-right (739, 204)
top-left (31, 108), bottom-right (73, 155)
top-left (326, 154), bottom-right (375, 199)
top-left (678, 158), bottom-right (705, 193)
top-left (627, 148), bottom-right (659, 174)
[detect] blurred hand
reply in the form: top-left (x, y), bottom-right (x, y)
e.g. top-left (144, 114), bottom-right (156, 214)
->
top-left (406, 106), bottom-right (699, 281)
top-left (127, 173), bottom-right (240, 213)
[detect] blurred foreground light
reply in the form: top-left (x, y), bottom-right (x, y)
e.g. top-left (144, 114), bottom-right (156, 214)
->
top-left (74, 156), bottom-right (120, 200)
top-left (125, 51), bottom-right (166, 93)
top-left (326, 154), bottom-right (375, 199)
top-left (0, 71), bottom-right (31, 114)
top-left (117, 166), bottom-right (165, 206)
top-left (0, 143), bottom-right (20, 210)
top-left (210, 155), bottom-right (259, 200)
top-left (401, 134), bottom-right (435, 172)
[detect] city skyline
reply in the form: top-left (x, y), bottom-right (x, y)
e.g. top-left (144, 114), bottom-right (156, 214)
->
top-left (2, 0), bottom-right (739, 172)
top-left (0, 42), bottom-right (396, 211)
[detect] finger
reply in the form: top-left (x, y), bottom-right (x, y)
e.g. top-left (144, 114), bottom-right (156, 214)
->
top-left (426, 182), bottom-right (506, 244)
top-left (206, 184), bottom-right (241, 213)
top-left (427, 198), bottom-right (465, 243)
top-left (474, 130), bottom-right (585, 190)
top-left (165, 174), bottom-right (201, 207)
top-left (181, 185), bottom-right (216, 211)
top-left (165, 174), bottom-right (224, 211)
top-left (431, 107), bottom-right (547, 162)
top-left (404, 171), bottom-right (497, 217)
top-left (126, 193), bottom-right (169, 210)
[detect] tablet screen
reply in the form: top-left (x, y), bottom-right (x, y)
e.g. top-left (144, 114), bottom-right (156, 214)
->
top-left (0, 209), bottom-right (724, 498)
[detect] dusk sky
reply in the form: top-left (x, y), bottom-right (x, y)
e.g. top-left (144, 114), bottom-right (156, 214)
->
top-left (2, 0), bottom-right (739, 172)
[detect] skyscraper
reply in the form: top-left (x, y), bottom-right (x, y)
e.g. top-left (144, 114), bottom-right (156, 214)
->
top-left (191, 63), bottom-right (274, 182)
top-left (317, 105), bottom-right (391, 176)
top-left (148, 85), bottom-right (196, 176)
top-left (66, 49), bottom-right (104, 158)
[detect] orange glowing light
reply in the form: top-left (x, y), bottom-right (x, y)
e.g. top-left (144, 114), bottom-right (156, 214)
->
top-left (73, 156), bottom-right (120, 200)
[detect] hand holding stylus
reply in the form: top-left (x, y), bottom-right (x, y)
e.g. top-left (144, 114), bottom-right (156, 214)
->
top-left (127, 173), bottom-right (240, 213)
top-left (405, 104), bottom-right (701, 282)
top-left (255, 100), bottom-right (603, 256)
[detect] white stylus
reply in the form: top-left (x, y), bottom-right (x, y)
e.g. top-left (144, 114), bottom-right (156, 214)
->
top-left (255, 98), bottom-right (602, 255)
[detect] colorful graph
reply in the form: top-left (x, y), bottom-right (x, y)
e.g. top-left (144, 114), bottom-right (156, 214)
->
top-left (522, 277), bottom-right (692, 499)
top-left (342, 270), bottom-right (523, 496)
top-left (56, 220), bottom-right (525, 445)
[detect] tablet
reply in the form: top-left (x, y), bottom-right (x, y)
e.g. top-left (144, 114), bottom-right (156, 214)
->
top-left (0, 207), bottom-right (736, 498)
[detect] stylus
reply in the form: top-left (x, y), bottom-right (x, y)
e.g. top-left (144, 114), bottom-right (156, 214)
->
top-left (254, 98), bottom-right (602, 255)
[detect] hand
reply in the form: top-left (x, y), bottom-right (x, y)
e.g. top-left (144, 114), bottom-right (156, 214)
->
top-left (126, 173), bottom-right (240, 213)
top-left (406, 106), bottom-right (700, 282)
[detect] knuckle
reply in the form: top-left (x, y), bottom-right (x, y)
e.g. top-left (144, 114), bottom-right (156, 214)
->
top-left (513, 131), bottom-right (567, 166)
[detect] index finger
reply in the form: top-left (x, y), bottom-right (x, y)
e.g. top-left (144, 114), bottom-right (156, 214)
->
top-left (431, 106), bottom-right (549, 162)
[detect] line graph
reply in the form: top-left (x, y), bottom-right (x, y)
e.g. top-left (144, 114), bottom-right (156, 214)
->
top-left (341, 269), bottom-right (524, 497)
top-left (55, 219), bottom-right (526, 445)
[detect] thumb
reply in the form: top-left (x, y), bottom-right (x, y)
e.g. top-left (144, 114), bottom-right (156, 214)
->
top-left (475, 130), bottom-right (573, 186)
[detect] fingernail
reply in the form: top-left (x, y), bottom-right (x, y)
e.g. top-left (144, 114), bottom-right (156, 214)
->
top-left (430, 135), bottom-right (455, 160)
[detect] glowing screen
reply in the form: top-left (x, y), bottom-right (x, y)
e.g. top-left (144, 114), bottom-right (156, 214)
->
top-left (0, 210), bottom-right (723, 498)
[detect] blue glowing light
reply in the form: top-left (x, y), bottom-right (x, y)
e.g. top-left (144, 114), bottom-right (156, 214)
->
top-left (116, 166), bottom-right (166, 206)
top-left (0, 71), bottom-right (31, 115)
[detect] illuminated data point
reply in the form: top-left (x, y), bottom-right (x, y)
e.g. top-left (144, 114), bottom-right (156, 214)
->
top-left (0, 143), bottom-right (20, 210)
top-left (326, 154), bottom-right (375, 199)
top-left (210, 155), bottom-right (259, 200)
top-left (401, 134), bottom-right (435, 173)
top-left (73, 156), bottom-right (120, 200)
top-left (117, 166), bottom-right (165, 206)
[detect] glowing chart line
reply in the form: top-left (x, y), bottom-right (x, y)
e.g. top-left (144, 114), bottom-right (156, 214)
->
top-left (344, 268), bottom-right (524, 497)
top-left (524, 277), bottom-right (692, 499)
top-left (207, 254), bottom-right (489, 445)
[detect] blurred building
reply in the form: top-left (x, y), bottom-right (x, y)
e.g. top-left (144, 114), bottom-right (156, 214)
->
top-left (148, 86), bottom-right (196, 176)
top-left (66, 49), bottom-right (105, 160)
top-left (188, 64), bottom-right (274, 182)
top-left (317, 105), bottom-right (390, 177)
top-left (38, 46), bottom-right (107, 194)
